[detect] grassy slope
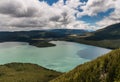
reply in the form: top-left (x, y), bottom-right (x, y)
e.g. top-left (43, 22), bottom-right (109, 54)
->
top-left (50, 49), bottom-right (120, 82)
top-left (0, 63), bottom-right (62, 82)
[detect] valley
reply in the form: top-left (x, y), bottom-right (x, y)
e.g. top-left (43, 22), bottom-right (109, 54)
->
top-left (0, 23), bottom-right (120, 82)
top-left (0, 23), bottom-right (120, 49)
top-left (0, 0), bottom-right (120, 81)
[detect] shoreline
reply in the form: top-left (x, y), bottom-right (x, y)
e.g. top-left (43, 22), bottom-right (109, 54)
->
top-left (0, 39), bottom-right (114, 49)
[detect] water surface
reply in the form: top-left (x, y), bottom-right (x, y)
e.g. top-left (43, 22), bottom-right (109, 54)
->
top-left (0, 41), bottom-right (111, 72)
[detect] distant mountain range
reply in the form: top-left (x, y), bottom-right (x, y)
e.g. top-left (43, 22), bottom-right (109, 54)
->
top-left (48, 29), bottom-right (89, 35)
top-left (0, 29), bottom-right (88, 42)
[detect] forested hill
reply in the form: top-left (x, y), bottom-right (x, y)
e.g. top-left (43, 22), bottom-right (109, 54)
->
top-left (0, 29), bottom-right (88, 42)
top-left (86, 23), bottom-right (120, 40)
top-left (66, 23), bottom-right (120, 49)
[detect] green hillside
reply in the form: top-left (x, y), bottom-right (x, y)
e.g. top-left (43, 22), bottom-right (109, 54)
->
top-left (64, 23), bottom-right (120, 49)
top-left (86, 23), bottom-right (120, 40)
top-left (50, 49), bottom-right (120, 82)
top-left (83, 23), bottom-right (120, 49)
top-left (0, 63), bottom-right (62, 82)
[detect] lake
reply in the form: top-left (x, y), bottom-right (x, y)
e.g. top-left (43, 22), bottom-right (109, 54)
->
top-left (0, 41), bottom-right (111, 72)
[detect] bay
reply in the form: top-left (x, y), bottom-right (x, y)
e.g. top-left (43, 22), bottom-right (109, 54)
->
top-left (0, 41), bottom-right (111, 72)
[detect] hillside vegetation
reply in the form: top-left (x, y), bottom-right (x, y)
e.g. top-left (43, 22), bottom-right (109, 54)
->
top-left (50, 49), bottom-right (120, 82)
top-left (64, 23), bottom-right (120, 49)
top-left (0, 63), bottom-right (62, 82)
top-left (65, 38), bottom-right (120, 49)
top-left (0, 29), bottom-right (87, 42)
top-left (86, 23), bottom-right (120, 40)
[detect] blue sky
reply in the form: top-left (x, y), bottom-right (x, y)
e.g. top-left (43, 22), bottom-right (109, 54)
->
top-left (0, 0), bottom-right (119, 31)
top-left (38, 0), bottom-right (116, 28)
top-left (40, 0), bottom-right (88, 5)
top-left (39, 0), bottom-right (59, 5)
top-left (79, 8), bottom-right (115, 25)
top-left (42, 0), bottom-right (88, 4)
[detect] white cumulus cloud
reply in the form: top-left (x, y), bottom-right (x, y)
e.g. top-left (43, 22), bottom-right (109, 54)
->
top-left (0, 0), bottom-right (93, 31)
top-left (0, 0), bottom-right (119, 31)
top-left (96, 0), bottom-right (120, 29)
top-left (77, 0), bottom-right (114, 17)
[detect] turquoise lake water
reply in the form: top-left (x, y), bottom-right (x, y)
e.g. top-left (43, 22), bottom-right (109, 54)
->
top-left (0, 41), bottom-right (111, 72)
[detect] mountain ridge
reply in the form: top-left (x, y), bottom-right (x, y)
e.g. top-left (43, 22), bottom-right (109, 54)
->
top-left (86, 23), bottom-right (120, 40)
